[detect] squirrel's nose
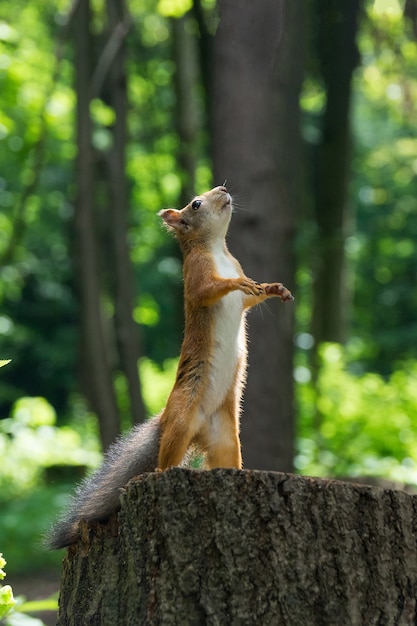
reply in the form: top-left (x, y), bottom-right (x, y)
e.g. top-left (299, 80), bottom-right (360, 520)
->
top-left (219, 185), bottom-right (227, 193)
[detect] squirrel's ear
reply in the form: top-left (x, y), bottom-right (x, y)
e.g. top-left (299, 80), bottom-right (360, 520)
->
top-left (159, 208), bottom-right (180, 229)
top-left (159, 208), bottom-right (190, 234)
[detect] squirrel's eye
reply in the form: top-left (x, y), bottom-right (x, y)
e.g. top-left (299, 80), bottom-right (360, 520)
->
top-left (192, 199), bottom-right (202, 210)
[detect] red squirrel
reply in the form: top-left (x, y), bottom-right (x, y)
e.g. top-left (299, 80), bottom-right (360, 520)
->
top-left (47, 185), bottom-right (293, 549)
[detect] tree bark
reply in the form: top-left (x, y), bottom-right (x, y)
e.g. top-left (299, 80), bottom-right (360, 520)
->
top-left (58, 469), bottom-right (417, 625)
top-left (172, 14), bottom-right (200, 203)
top-left (104, 0), bottom-right (147, 426)
top-left (310, 0), bottom-right (361, 347)
top-left (405, 0), bottom-right (417, 38)
top-left (73, 0), bottom-right (120, 449)
top-left (211, 0), bottom-right (304, 471)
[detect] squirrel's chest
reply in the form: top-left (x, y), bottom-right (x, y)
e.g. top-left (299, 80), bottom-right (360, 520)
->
top-left (203, 249), bottom-right (245, 412)
top-left (213, 247), bottom-right (239, 280)
top-left (212, 250), bottom-right (244, 339)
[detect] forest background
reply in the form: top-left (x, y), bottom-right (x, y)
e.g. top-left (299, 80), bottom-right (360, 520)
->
top-left (1, 0), bottom-right (417, 581)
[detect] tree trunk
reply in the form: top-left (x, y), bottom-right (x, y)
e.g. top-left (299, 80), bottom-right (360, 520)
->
top-left (405, 0), bottom-right (417, 38)
top-left (172, 14), bottom-right (200, 203)
top-left (104, 0), bottom-right (147, 426)
top-left (211, 0), bottom-right (304, 471)
top-left (310, 0), bottom-right (361, 348)
top-left (58, 468), bottom-right (417, 625)
top-left (73, 0), bottom-right (120, 449)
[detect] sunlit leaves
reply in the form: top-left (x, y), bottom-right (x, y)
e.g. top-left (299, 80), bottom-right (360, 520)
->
top-left (0, 584), bottom-right (16, 620)
top-left (157, 0), bottom-right (192, 18)
top-left (46, 89), bottom-right (75, 142)
top-left (0, 1), bottom-right (75, 265)
top-left (347, 2), bottom-right (417, 370)
top-left (10, 396), bottom-right (56, 428)
top-left (372, 0), bottom-right (404, 17)
top-left (139, 357), bottom-right (177, 415)
top-left (0, 396), bottom-right (100, 498)
top-left (90, 98), bottom-right (116, 126)
top-left (296, 344), bottom-right (417, 482)
top-left (133, 293), bottom-right (160, 326)
top-left (0, 21), bottom-right (18, 43)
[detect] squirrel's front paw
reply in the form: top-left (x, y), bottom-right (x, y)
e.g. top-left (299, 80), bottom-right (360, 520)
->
top-left (239, 278), bottom-right (264, 296)
top-left (265, 282), bottom-right (294, 302)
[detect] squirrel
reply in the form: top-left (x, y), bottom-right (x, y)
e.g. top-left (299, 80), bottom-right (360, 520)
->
top-left (47, 185), bottom-right (293, 549)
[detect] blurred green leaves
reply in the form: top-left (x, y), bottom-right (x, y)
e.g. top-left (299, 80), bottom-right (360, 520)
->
top-left (297, 344), bottom-right (417, 482)
top-left (0, 554), bottom-right (16, 620)
top-left (0, 396), bottom-right (100, 499)
top-left (350, 5), bottom-right (417, 371)
top-left (301, 1), bottom-right (417, 372)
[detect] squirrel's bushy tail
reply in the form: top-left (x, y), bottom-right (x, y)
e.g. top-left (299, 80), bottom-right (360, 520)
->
top-left (46, 415), bottom-right (161, 549)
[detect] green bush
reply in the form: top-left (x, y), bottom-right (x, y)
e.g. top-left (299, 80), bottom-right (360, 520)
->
top-left (296, 343), bottom-right (417, 483)
top-left (0, 553), bottom-right (16, 619)
top-left (0, 358), bottom-right (176, 575)
top-left (0, 396), bottom-right (100, 574)
top-left (0, 552), bottom-right (57, 625)
top-left (0, 396), bottom-right (100, 499)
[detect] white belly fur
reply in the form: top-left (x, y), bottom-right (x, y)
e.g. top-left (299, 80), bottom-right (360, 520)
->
top-left (200, 245), bottom-right (245, 417)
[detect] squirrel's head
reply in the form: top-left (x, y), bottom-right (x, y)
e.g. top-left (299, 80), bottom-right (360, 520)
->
top-left (159, 186), bottom-right (232, 244)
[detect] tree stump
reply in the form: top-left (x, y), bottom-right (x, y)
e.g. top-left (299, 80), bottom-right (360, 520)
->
top-left (57, 468), bottom-right (417, 625)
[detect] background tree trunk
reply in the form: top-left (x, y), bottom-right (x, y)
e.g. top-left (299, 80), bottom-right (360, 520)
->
top-left (172, 14), bottom-right (200, 203)
top-left (73, 0), bottom-right (120, 449)
top-left (211, 0), bottom-right (304, 471)
top-left (310, 0), bottom-right (361, 348)
top-left (58, 469), bottom-right (417, 625)
top-left (104, 0), bottom-right (146, 426)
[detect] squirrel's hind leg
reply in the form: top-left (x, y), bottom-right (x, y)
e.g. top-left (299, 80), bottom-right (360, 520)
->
top-left (158, 395), bottom-right (201, 470)
top-left (201, 395), bottom-right (242, 469)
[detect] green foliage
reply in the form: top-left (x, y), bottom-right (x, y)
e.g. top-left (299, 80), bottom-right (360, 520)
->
top-left (0, 552), bottom-right (57, 625)
top-left (300, 2), bottom-right (417, 375)
top-left (349, 3), bottom-right (417, 373)
top-left (0, 0), bottom-right (77, 417)
top-left (0, 396), bottom-right (100, 499)
top-left (0, 0), bottom-right (209, 416)
top-left (296, 344), bottom-right (417, 483)
top-left (140, 357), bottom-right (178, 414)
top-left (0, 554), bottom-right (16, 619)
top-left (0, 585), bottom-right (15, 621)
top-left (0, 358), bottom-right (177, 576)
top-left (2, 485), bottom-right (68, 575)
top-left (0, 396), bottom-right (100, 575)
